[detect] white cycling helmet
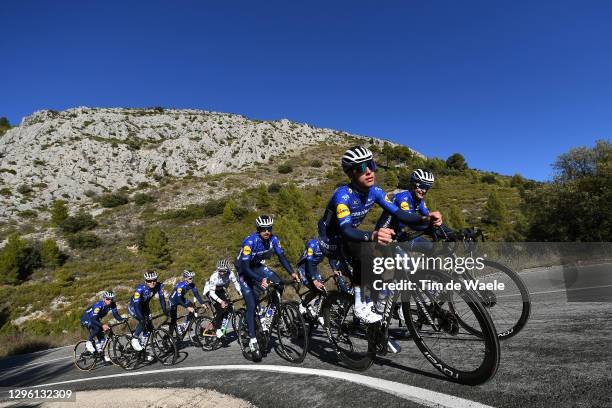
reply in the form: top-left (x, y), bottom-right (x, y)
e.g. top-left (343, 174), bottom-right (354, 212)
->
top-left (255, 215), bottom-right (274, 228)
top-left (144, 270), bottom-right (158, 281)
top-left (341, 146), bottom-right (376, 174)
top-left (183, 269), bottom-right (196, 278)
top-left (102, 291), bottom-right (115, 300)
top-left (410, 169), bottom-right (435, 188)
top-left (216, 259), bottom-right (230, 271)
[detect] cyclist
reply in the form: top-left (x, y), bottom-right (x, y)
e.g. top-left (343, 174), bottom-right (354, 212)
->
top-left (169, 269), bottom-right (206, 336)
top-left (128, 270), bottom-right (168, 352)
top-left (203, 259), bottom-right (242, 338)
top-left (80, 291), bottom-right (125, 362)
top-left (376, 168), bottom-right (448, 253)
top-left (318, 146), bottom-right (443, 323)
top-left (296, 238), bottom-right (351, 322)
top-left (235, 215), bottom-right (299, 356)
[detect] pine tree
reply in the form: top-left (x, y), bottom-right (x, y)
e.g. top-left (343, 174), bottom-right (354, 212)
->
top-left (484, 191), bottom-right (508, 225)
top-left (222, 199), bottom-right (237, 223)
top-left (140, 227), bottom-right (171, 268)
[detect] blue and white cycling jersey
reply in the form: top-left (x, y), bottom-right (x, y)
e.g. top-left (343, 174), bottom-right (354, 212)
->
top-left (376, 190), bottom-right (430, 234)
top-left (128, 282), bottom-right (167, 319)
top-left (237, 232), bottom-right (285, 266)
top-left (80, 300), bottom-right (122, 325)
top-left (318, 183), bottom-right (420, 245)
top-left (169, 280), bottom-right (204, 307)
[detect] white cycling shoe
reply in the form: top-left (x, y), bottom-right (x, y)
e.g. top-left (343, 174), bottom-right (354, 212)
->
top-left (131, 337), bottom-right (143, 351)
top-left (248, 338), bottom-right (259, 352)
top-left (85, 341), bottom-right (96, 353)
top-left (298, 303), bottom-right (308, 315)
top-left (216, 329), bottom-right (224, 338)
top-left (354, 304), bottom-right (382, 323)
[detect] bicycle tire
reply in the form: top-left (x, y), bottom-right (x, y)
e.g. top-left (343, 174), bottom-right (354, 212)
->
top-left (458, 260), bottom-right (531, 340)
top-left (194, 314), bottom-right (220, 351)
top-left (151, 328), bottom-right (178, 366)
top-left (403, 269), bottom-right (500, 385)
top-left (275, 302), bottom-right (309, 363)
top-left (111, 334), bottom-right (136, 370)
top-left (322, 290), bottom-right (375, 371)
top-left (73, 340), bottom-right (97, 371)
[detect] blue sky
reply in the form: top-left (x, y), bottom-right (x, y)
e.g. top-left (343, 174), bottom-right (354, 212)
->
top-left (1, 1), bottom-right (611, 180)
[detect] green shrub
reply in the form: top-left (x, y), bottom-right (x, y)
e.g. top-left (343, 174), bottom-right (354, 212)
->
top-left (51, 200), bottom-right (69, 226)
top-left (59, 211), bottom-right (97, 233)
top-left (268, 183), bottom-right (282, 193)
top-left (446, 153), bottom-right (468, 170)
top-left (68, 233), bottom-right (101, 249)
top-left (139, 227), bottom-right (171, 268)
top-left (40, 239), bottom-right (65, 267)
top-left (17, 210), bottom-right (37, 219)
top-left (133, 193), bottom-right (156, 206)
top-left (484, 191), bottom-right (508, 225)
top-left (83, 189), bottom-right (98, 199)
top-left (17, 185), bottom-right (33, 195)
top-left (481, 174), bottom-right (498, 184)
top-left (0, 188), bottom-right (11, 197)
top-left (0, 235), bottom-right (40, 284)
top-left (99, 192), bottom-right (129, 208)
top-left (277, 164), bottom-right (293, 174)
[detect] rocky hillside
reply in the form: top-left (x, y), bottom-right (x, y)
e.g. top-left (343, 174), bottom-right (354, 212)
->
top-left (0, 107), bottom-right (422, 220)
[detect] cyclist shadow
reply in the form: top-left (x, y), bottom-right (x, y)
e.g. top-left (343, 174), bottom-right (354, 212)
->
top-left (175, 351), bottom-right (189, 365)
top-left (373, 356), bottom-right (450, 383)
top-left (305, 328), bottom-right (349, 367)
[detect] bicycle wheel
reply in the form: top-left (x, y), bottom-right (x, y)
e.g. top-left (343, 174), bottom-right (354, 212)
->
top-left (404, 269), bottom-right (500, 385)
top-left (459, 260), bottom-right (531, 339)
top-left (194, 314), bottom-right (220, 351)
top-left (236, 308), bottom-right (267, 361)
top-left (111, 334), bottom-right (135, 369)
top-left (151, 328), bottom-right (178, 366)
top-left (73, 341), bottom-right (97, 371)
top-left (275, 302), bottom-right (309, 363)
top-left (322, 291), bottom-right (375, 371)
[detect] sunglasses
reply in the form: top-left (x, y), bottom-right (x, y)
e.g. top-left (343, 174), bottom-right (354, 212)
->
top-left (145, 279), bottom-right (157, 283)
top-left (257, 227), bottom-right (273, 232)
top-left (353, 160), bottom-right (377, 175)
top-left (415, 183), bottom-right (431, 191)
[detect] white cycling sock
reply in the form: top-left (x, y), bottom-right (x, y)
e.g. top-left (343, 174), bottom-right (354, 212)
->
top-left (354, 286), bottom-right (364, 309)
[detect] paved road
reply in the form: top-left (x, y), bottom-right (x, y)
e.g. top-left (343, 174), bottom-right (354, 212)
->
top-left (0, 263), bottom-right (610, 408)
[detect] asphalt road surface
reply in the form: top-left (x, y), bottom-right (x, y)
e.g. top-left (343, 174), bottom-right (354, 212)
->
top-left (0, 263), bottom-right (610, 408)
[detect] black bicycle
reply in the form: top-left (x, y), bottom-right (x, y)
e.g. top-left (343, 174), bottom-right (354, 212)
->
top-left (116, 313), bottom-right (178, 369)
top-left (159, 306), bottom-right (206, 349)
top-left (237, 280), bottom-right (309, 363)
top-left (321, 266), bottom-right (500, 385)
top-left (74, 319), bottom-right (132, 371)
top-left (195, 299), bottom-right (242, 351)
top-left (293, 275), bottom-right (340, 337)
top-left (427, 226), bottom-right (531, 340)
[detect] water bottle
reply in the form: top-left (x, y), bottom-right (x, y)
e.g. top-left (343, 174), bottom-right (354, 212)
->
top-left (221, 317), bottom-right (229, 333)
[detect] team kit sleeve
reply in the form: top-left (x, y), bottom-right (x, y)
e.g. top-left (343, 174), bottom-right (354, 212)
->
top-left (191, 284), bottom-right (205, 304)
top-left (272, 236), bottom-right (294, 275)
top-left (230, 271), bottom-right (242, 295)
top-left (157, 284), bottom-right (168, 314)
top-left (111, 303), bottom-right (124, 321)
top-left (374, 186), bottom-right (426, 226)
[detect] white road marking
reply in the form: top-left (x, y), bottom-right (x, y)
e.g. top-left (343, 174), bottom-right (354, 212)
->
top-left (529, 283), bottom-right (612, 296)
top-left (28, 364), bottom-right (492, 408)
top-left (0, 356), bottom-right (72, 372)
